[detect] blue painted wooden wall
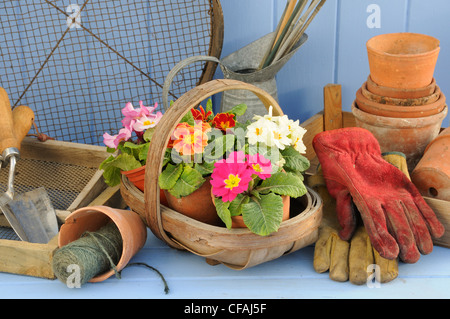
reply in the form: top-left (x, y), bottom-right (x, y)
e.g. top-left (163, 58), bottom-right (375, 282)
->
top-left (218, 0), bottom-right (450, 127)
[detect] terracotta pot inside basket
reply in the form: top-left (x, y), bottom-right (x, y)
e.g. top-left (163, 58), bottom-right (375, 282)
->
top-left (121, 165), bottom-right (168, 206)
top-left (164, 177), bottom-right (222, 226)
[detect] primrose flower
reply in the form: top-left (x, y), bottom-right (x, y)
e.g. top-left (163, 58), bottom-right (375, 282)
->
top-left (267, 124), bottom-right (291, 150)
top-left (171, 121), bottom-right (211, 156)
top-left (210, 156), bottom-right (254, 202)
top-left (191, 105), bottom-right (212, 122)
top-left (122, 101), bottom-right (159, 130)
top-left (103, 127), bottom-right (132, 149)
top-left (246, 153), bottom-right (272, 179)
top-left (212, 113), bottom-right (236, 132)
top-left (246, 117), bottom-right (277, 145)
top-left (132, 111), bottom-right (163, 132)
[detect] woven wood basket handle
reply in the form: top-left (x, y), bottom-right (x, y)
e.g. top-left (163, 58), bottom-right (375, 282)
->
top-left (145, 72), bottom-right (284, 248)
top-left (162, 55), bottom-right (222, 111)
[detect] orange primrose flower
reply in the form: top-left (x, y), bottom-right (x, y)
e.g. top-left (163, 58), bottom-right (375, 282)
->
top-left (171, 121), bottom-right (211, 156)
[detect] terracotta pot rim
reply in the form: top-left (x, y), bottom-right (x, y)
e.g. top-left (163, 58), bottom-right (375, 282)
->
top-left (366, 76), bottom-right (436, 99)
top-left (351, 102), bottom-right (448, 127)
top-left (361, 81), bottom-right (441, 106)
top-left (120, 165), bottom-right (145, 175)
top-left (59, 206), bottom-right (147, 283)
top-left (366, 32), bottom-right (440, 58)
top-left (355, 87), bottom-right (446, 116)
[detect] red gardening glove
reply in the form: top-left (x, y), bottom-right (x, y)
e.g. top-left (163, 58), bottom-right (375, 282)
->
top-left (312, 127), bottom-right (444, 263)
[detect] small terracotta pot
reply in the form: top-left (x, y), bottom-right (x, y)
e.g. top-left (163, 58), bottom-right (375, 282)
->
top-left (58, 206), bottom-right (147, 283)
top-left (366, 32), bottom-right (440, 89)
top-left (164, 177), bottom-right (222, 226)
top-left (355, 87), bottom-right (446, 118)
top-left (230, 195), bottom-right (290, 228)
top-left (361, 81), bottom-right (441, 106)
top-left (411, 127), bottom-right (450, 201)
top-left (351, 102), bottom-right (448, 170)
top-left (121, 165), bottom-right (168, 206)
top-left (366, 76), bottom-right (436, 99)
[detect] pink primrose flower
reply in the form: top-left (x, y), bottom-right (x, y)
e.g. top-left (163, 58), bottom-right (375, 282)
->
top-left (210, 160), bottom-right (254, 202)
top-left (246, 153), bottom-right (272, 179)
top-left (103, 127), bottom-right (132, 149)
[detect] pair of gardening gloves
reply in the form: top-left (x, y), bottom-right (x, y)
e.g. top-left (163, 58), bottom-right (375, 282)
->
top-left (309, 127), bottom-right (445, 285)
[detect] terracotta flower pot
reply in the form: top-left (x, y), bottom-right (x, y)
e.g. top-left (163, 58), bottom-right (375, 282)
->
top-left (351, 102), bottom-right (448, 170)
top-left (121, 165), bottom-right (168, 206)
top-left (58, 205), bottom-right (147, 283)
top-left (366, 32), bottom-right (440, 89)
top-left (355, 87), bottom-right (446, 118)
top-left (366, 75), bottom-right (436, 99)
top-left (361, 81), bottom-right (441, 106)
top-left (230, 195), bottom-right (290, 228)
top-left (411, 127), bottom-right (450, 201)
top-left (164, 177), bottom-right (222, 226)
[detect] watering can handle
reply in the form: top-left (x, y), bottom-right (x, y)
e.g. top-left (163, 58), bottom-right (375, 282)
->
top-left (162, 55), bottom-right (222, 111)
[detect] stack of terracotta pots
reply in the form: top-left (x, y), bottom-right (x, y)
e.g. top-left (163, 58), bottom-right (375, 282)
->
top-left (352, 32), bottom-right (448, 170)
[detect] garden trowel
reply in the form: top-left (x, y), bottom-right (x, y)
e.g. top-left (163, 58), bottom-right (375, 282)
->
top-left (0, 88), bottom-right (59, 243)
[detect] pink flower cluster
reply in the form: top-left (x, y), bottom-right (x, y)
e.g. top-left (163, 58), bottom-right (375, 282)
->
top-left (103, 101), bottom-right (162, 148)
top-left (211, 151), bottom-right (272, 202)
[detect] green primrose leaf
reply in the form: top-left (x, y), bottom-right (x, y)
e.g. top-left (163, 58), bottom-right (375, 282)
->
top-left (228, 193), bottom-right (250, 217)
top-left (167, 165), bottom-right (205, 198)
top-left (158, 163), bottom-right (183, 190)
top-left (257, 171), bottom-right (307, 198)
top-left (280, 146), bottom-right (310, 173)
top-left (214, 197), bottom-right (231, 229)
top-left (241, 193), bottom-right (284, 236)
top-left (99, 153), bottom-right (142, 187)
top-left (226, 103), bottom-right (247, 117)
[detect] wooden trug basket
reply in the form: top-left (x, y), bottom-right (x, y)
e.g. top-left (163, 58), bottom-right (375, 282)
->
top-left (120, 79), bottom-right (323, 270)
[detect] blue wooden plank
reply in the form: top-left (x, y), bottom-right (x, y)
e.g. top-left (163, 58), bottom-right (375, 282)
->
top-left (275, 0), bottom-right (337, 123)
top-left (335, 0), bottom-right (409, 113)
top-left (0, 229), bottom-right (449, 299)
top-left (407, 0), bottom-right (450, 127)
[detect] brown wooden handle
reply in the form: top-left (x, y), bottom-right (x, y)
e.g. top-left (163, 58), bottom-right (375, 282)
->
top-left (12, 105), bottom-right (35, 151)
top-left (144, 78), bottom-right (284, 248)
top-left (0, 87), bottom-right (17, 155)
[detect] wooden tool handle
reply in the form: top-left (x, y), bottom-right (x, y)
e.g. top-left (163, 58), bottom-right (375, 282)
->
top-left (0, 87), bottom-right (17, 154)
top-left (12, 105), bottom-right (35, 151)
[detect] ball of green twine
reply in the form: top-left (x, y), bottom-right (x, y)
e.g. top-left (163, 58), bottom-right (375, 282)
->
top-left (52, 222), bottom-right (123, 286)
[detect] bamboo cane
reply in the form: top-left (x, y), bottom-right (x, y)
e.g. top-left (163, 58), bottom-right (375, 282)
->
top-left (258, 0), bottom-right (293, 70)
top-left (274, 0), bottom-right (327, 62)
top-left (260, 0), bottom-right (306, 69)
top-left (272, 0), bottom-right (322, 64)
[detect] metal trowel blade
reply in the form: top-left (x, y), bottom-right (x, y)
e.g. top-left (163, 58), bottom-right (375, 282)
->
top-left (4, 187), bottom-right (59, 243)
